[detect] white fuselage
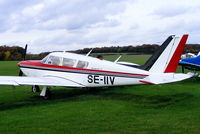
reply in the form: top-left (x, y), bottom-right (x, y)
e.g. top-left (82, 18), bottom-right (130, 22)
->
top-left (19, 52), bottom-right (150, 87)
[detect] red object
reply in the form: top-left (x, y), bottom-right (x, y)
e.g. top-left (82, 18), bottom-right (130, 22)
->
top-left (164, 34), bottom-right (188, 73)
top-left (18, 60), bottom-right (148, 77)
top-left (139, 80), bottom-right (156, 85)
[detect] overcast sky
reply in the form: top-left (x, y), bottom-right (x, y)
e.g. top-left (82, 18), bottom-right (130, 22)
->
top-left (0, 0), bottom-right (200, 53)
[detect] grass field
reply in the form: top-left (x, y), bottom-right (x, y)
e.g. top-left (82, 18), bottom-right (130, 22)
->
top-left (0, 56), bottom-right (200, 134)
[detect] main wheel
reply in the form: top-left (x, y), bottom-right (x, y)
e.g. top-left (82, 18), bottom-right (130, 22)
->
top-left (43, 89), bottom-right (52, 100)
top-left (32, 85), bottom-right (40, 93)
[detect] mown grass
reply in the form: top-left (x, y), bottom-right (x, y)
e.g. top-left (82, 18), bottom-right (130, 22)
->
top-left (103, 54), bottom-right (150, 64)
top-left (0, 56), bottom-right (200, 134)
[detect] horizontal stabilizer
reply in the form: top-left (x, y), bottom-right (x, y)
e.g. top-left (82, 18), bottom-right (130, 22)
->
top-left (139, 72), bottom-right (194, 85)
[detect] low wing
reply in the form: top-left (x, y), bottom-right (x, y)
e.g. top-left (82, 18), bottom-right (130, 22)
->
top-left (179, 61), bottom-right (200, 71)
top-left (140, 73), bottom-right (194, 85)
top-left (0, 76), bottom-right (85, 87)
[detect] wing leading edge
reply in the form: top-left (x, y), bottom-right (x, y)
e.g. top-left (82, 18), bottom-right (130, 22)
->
top-left (0, 76), bottom-right (85, 87)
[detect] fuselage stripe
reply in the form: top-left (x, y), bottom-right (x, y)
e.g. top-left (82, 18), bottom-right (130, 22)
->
top-left (19, 65), bottom-right (147, 79)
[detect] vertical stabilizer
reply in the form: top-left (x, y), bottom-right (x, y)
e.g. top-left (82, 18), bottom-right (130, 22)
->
top-left (141, 34), bottom-right (188, 73)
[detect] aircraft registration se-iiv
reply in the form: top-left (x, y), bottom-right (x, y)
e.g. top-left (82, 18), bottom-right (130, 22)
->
top-left (0, 34), bottom-right (193, 99)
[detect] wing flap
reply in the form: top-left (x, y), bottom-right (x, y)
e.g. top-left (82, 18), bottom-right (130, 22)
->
top-left (0, 76), bottom-right (85, 87)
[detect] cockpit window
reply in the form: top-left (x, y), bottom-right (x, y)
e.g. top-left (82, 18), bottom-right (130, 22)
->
top-left (76, 60), bottom-right (89, 68)
top-left (41, 56), bottom-right (48, 64)
top-left (46, 56), bottom-right (61, 66)
top-left (63, 58), bottom-right (76, 67)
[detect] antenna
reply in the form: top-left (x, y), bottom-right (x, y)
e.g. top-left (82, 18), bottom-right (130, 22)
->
top-left (86, 48), bottom-right (93, 57)
top-left (114, 55), bottom-right (122, 63)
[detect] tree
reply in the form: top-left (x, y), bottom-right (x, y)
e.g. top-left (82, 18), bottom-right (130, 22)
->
top-left (4, 51), bottom-right (11, 60)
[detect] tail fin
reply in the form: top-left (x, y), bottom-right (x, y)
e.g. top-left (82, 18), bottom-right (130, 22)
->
top-left (140, 34), bottom-right (188, 73)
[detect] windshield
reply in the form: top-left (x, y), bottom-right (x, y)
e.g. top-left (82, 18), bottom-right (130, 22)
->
top-left (46, 56), bottom-right (62, 66)
top-left (41, 55), bottom-right (48, 64)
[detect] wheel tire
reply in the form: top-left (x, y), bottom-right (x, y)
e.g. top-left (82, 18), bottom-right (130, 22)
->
top-left (32, 85), bottom-right (40, 93)
top-left (43, 89), bottom-right (52, 100)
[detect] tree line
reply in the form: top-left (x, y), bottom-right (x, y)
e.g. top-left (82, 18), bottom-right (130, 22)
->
top-left (0, 44), bottom-right (200, 60)
top-left (73, 44), bottom-right (160, 54)
top-left (0, 46), bottom-right (24, 60)
top-left (73, 44), bottom-right (200, 54)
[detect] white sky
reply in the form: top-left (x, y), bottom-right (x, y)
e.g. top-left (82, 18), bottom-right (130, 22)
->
top-left (0, 0), bottom-right (200, 53)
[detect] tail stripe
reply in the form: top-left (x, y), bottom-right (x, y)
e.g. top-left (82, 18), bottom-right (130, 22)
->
top-left (164, 34), bottom-right (188, 73)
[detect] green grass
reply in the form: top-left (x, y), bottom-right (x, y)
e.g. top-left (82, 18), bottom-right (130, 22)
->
top-left (104, 54), bottom-right (150, 64)
top-left (0, 56), bottom-right (200, 134)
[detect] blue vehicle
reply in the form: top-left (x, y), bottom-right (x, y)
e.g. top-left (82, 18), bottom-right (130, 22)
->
top-left (179, 55), bottom-right (200, 72)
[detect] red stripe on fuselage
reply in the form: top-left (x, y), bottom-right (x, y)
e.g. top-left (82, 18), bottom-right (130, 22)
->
top-left (18, 60), bottom-right (148, 77)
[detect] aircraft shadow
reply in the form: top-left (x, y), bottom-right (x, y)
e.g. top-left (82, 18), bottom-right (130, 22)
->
top-left (0, 86), bottom-right (194, 111)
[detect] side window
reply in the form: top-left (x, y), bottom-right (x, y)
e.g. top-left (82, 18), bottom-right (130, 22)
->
top-left (76, 60), bottom-right (89, 68)
top-left (63, 58), bottom-right (76, 67)
top-left (46, 56), bottom-right (61, 66)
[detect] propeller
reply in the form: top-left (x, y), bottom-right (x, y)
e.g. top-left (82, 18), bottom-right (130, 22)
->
top-left (19, 44), bottom-right (28, 76)
top-left (23, 44), bottom-right (28, 60)
top-left (19, 70), bottom-right (23, 76)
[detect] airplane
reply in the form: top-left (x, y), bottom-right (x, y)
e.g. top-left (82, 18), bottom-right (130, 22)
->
top-left (181, 53), bottom-right (196, 59)
top-left (0, 34), bottom-right (194, 99)
top-left (179, 55), bottom-right (200, 72)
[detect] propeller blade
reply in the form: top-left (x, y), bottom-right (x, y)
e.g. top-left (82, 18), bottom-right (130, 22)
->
top-left (23, 44), bottom-right (28, 60)
top-left (19, 44), bottom-right (27, 76)
top-left (19, 70), bottom-right (23, 76)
